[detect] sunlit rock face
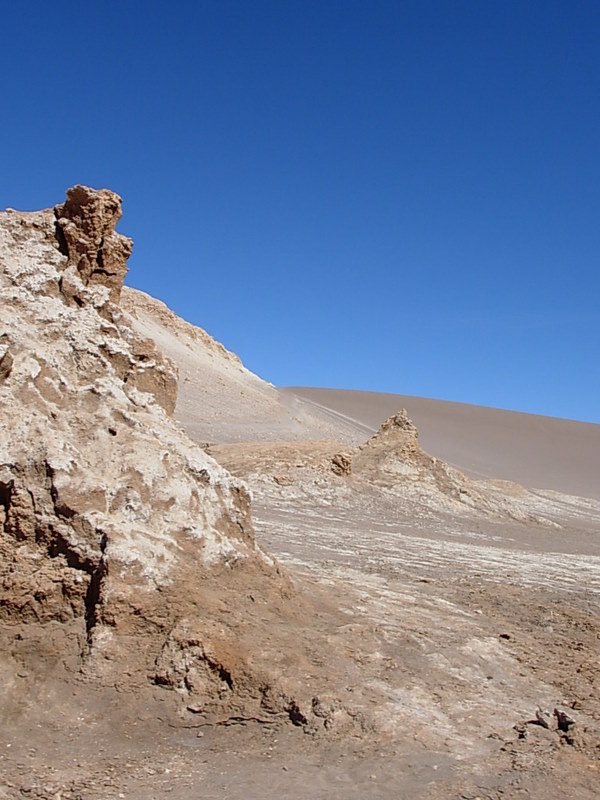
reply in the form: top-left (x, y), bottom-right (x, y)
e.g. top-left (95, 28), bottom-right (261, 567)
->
top-left (0, 187), bottom-right (298, 719)
top-left (54, 183), bottom-right (132, 304)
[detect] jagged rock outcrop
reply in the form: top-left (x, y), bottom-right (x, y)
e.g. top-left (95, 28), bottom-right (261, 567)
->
top-left (350, 410), bottom-right (556, 523)
top-left (353, 409), bottom-right (474, 501)
top-left (54, 184), bottom-right (132, 305)
top-left (0, 187), bottom-right (351, 730)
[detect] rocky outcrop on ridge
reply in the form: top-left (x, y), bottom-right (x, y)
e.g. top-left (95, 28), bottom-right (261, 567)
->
top-left (55, 184), bottom-right (133, 305)
top-left (0, 187), bottom-right (355, 730)
top-left (119, 287), bottom-right (371, 446)
top-left (121, 286), bottom-right (245, 367)
top-left (212, 412), bottom-right (475, 507)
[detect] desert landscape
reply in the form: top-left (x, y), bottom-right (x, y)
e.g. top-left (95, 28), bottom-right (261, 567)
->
top-left (1, 187), bottom-right (599, 799)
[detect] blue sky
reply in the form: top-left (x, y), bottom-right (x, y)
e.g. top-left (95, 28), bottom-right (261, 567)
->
top-left (2, 1), bottom-right (599, 422)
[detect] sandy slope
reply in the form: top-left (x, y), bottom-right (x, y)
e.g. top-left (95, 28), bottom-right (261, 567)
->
top-left (122, 287), bottom-right (366, 445)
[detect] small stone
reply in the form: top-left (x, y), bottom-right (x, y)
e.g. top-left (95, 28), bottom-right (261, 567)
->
top-left (535, 708), bottom-right (552, 729)
top-left (554, 708), bottom-right (576, 732)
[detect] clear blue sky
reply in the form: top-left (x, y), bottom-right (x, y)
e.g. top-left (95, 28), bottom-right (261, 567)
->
top-left (2, 1), bottom-right (599, 422)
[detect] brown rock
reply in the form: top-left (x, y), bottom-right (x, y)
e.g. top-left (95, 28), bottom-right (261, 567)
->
top-left (54, 184), bottom-right (133, 304)
top-left (349, 410), bottom-right (550, 524)
top-left (377, 409), bottom-right (419, 438)
top-left (554, 707), bottom-right (576, 731)
top-left (273, 474), bottom-right (294, 486)
top-left (99, 329), bottom-right (178, 417)
top-left (331, 452), bottom-right (352, 476)
top-left (352, 409), bottom-right (478, 506)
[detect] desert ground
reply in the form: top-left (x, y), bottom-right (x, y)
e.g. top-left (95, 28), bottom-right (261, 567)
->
top-left (2, 198), bottom-right (599, 799)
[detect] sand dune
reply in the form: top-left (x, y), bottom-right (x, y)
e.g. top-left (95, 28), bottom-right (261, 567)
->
top-left (284, 387), bottom-right (600, 501)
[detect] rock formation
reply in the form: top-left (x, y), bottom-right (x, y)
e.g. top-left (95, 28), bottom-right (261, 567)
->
top-left (54, 184), bottom-right (132, 305)
top-left (353, 409), bottom-right (474, 501)
top-left (0, 187), bottom-right (350, 730)
top-left (350, 410), bottom-right (555, 523)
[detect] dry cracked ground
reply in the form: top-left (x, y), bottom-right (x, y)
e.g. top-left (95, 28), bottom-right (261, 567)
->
top-left (1, 192), bottom-right (600, 799)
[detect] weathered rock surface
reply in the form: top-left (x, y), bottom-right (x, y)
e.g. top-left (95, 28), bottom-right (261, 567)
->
top-left (2, 190), bottom-right (600, 800)
top-left (209, 408), bottom-right (560, 530)
top-left (350, 410), bottom-right (559, 523)
top-left (0, 187), bottom-right (353, 730)
top-left (353, 409), bottom-right (473, 500)
top-left (55, 184), bottom-right (132, 304)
